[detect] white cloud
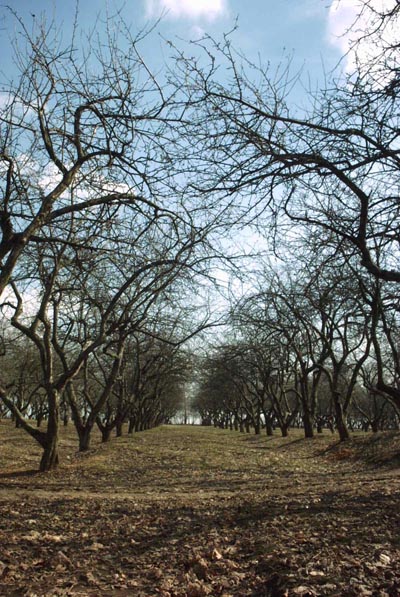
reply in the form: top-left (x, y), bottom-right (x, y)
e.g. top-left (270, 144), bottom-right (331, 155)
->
top-left (145, 0), bottom-right (228, 21)
top-left (0, 92), bottom-right (33, 115)
top-left (0, 92), bottom-right (10, 110)
top-left (327, 0), bottom-right (398, 76)
top-left (327, 0), bottom-right (360, 54)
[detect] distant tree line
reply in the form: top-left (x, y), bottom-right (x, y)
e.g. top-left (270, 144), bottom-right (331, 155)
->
top-left (192, 253), bottom-right (400, 438)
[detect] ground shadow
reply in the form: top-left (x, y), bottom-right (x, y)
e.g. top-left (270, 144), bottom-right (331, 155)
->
top-left (0, 469), bottom-right (39, 479)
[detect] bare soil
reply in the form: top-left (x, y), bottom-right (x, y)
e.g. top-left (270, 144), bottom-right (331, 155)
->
top-left (0, 422), bottom-right (399, 596)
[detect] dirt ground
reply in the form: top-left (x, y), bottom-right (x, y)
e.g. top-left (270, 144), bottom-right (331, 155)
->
top-left (0, 422), bottom-right (399, 596)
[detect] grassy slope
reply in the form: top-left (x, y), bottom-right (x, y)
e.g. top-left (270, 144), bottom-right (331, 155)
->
top-left (0, 422), bottom-right (399, 596)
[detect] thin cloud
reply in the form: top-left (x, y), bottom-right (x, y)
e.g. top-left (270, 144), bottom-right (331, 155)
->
top-left (145, 0), bottom-right (228, 21)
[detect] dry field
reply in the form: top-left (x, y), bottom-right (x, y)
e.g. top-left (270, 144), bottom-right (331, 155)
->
top-left (0, 421), bottom-right (399, 596)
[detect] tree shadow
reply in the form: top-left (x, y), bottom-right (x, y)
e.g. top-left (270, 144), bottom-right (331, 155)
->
top-left (0, 469), bottom-right (39, 479)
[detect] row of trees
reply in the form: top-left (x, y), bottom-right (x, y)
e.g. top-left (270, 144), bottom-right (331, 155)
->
top-left (182, 1), bottom-right (400, 439)
top-left (0, 11), bottom-right (223, 470)
top-left (1, 328), bottom-right (189, 441)
top-left (193, 249), bottom-right (400, 438)
top-left (1, 2), bottom-right (399, 468)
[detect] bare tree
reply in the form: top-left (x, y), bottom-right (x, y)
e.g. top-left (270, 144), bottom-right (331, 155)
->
top-left (0, 332), bottom-right (45, 426)
top-left (165, 2), bottom-right (400, 424)
top-left (0, 9), bottom-right (187, 295)
top-left (0, 9), bottom-right (221, 470)
top-left (168, 2), bottom-right (399, 285)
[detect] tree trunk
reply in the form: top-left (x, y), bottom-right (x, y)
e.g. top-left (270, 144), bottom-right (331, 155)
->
top-left (280, 423), bottom-right (289, 437)
top-left (101, 426), bottom-right (112, 443)
top-left (78, 425), bottom-right (92, 451)
top-left (265, 419), bottom-right (274, 436)
top-left (254, 407), bottom-right (261, 435)
top-left (302, 408), bottom-right (314, 438)
top-left (116, 419), bottom-right (123, 437)
top-left (371, 421), bottom-right (379, 433)
top-left (333, 392), bottom-right (350, 441)
top-left (39, 392), bottom-right (60, 471)
top-left (39, 434), bottom-right (59, 471)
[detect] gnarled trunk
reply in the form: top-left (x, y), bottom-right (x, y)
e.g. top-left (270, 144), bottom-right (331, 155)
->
top-left (40, 435), bottom-right (59, 471)
top-left (333, 392), bottom-right (350, 441)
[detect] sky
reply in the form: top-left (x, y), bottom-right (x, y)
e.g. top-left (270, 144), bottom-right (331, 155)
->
top-left (0, 0), bottom-right (395, 312)
top-left (0, 0), bottom-right (366, 90)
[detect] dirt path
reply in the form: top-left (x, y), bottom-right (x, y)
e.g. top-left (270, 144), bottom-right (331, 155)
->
top-left (0, 425), bottom-right (399, 596)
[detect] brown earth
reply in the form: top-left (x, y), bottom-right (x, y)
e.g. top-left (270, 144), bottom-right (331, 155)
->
top-left (0, 422), bottom-right (399, 596)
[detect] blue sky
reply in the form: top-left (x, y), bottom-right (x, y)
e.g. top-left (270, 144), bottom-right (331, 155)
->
top-left (0, 0), bottom-right (357, 88)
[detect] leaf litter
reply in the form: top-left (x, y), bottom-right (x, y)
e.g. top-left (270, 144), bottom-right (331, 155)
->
top-left (0, 423), bottom-right (399, 596)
